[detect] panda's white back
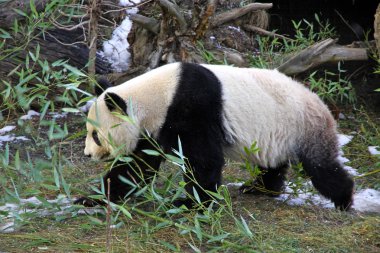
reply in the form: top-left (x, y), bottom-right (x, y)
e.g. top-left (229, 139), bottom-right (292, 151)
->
top-left (202, 64), bottom-right (335, 168)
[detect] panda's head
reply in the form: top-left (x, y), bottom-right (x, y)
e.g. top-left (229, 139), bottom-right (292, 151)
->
top-left (84, 80), bottom-right (140, 160)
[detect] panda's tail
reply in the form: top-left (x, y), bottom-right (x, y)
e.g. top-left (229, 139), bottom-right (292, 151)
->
top-left (298, 134), bottom-right (354, 210)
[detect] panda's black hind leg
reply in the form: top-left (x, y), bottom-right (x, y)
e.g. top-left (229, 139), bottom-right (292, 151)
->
top-left (301, 158), bottom-right (354, 210)
top-left (239, 164), bottom-right (288, 197)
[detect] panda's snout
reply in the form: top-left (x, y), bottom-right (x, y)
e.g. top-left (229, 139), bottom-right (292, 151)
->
top-left (84, 148), bottom-right (91, 158)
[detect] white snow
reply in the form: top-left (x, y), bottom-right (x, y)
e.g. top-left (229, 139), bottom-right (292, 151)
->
top-left (227, 26), bottom-right (241, 32)
top-left (368, 146), bottom-right (380, 155)
top-left (352, 189), bottom-right (380, 213)
top-left (99, 0), bottom-right (142, 72)
top-left (336, 134), bottom-right (360, 176)
top-left (0, 196), bottom-right (104, 233)
top-left (19, 110), bottom-right (40, 120)
top-left (337, 134), bottom-right (353, 147)
top-left (49, 112), bottom-right (68, 119)
top-left (79, 98), bottom-right (96, 113)
top-left (0, 125), bottom-right (16, 135)
top-left (277, 185), bottom-right (335, 209)
top-left (226, 182), bottom-right (244, 187)
top-left (0, 125), bottom-right (30, 148)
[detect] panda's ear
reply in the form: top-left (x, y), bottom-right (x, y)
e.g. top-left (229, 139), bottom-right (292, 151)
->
top-left (95, 78), bottom-right (111, 96)
top-left (104, 92), bottom-right (127, 113)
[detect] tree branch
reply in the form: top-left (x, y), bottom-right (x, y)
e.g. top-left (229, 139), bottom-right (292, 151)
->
top-left (211, 2), bottom-right (273, 27)
top-left (130, 13), bottom-right (160, 34)
top-left (158, 0), bottom-right (187, 34)
top-left (244, 25), bottom-right (294, 41)
top-left (88, 0), bottom-right (101, 78)
top-left (277, 38), bottom-right (369, 75)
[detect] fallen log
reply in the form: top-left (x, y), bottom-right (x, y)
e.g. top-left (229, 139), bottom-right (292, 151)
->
top-left (277, 38), bottom-right (369, 76)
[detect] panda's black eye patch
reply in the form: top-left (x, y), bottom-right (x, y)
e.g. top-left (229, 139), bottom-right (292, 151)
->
top-left (92, 131), bottom-right (101, 146)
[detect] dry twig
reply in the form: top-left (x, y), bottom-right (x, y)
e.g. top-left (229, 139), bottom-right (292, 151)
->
top-left (244, 25), bottom-right (294, 41)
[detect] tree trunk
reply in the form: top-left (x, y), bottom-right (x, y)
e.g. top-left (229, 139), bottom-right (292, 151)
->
top-left (375, 3), bottom-right (380, 54)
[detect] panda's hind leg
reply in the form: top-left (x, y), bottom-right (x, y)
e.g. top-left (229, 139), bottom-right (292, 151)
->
top-left (239, 164), bottom-right (288, 197)
top-left (301, 158), bottom-right (354, 210)
top-left (298, 131), bottom-right (354, 210)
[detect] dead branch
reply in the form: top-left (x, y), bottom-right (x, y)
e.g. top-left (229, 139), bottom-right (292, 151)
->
top-left (211, 2), bottom-right (273, 28)
top-left (277, 38), bottom-right (369, 76)
top-left (130, 13), bottom-right (160, 34)
top-left (50, 18), bottom-right (90, 31)
top-left (88, 0), bottom-right (101, 78)
top-left (194, 0), bottom-right (218, 41)
top-left (158, 0), bottom-right (187, 34)
top-left (244, 25), bottom-right (294, 41)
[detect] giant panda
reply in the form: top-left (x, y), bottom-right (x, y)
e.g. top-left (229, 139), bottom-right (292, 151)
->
top-left (76, 62), bottom-right (354, 210)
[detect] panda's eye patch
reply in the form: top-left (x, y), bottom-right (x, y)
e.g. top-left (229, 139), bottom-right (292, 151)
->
top-left (92, 131), bottom-right (101, 146)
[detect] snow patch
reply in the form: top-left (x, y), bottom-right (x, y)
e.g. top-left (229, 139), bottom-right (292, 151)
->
top-left (0, 196), bottom-right (104, 233)
top-left (20, 110), bottom-right (40, 120)
top-left (352, 189), bottom-right (380, 213)
top-left (342, 165), bottom-right (360, 176)
top-left (228, 26), bottom-right (241, 32)
top-left (337, 134), bottom-right (353, 147)
top-left (276, 185), bottom-right (334, 209)
top-left (79, 98), bottom-right (96, 113)
top-left (368, 146), bottom-right (380, 156)
top-left (99, 0), bottom-right (142, 72)
top-left (49, 112), bottom-right (68, 119)
top-left (226, 182), bottom-right (244, 187)
top-left (336, 134), bottom-right (359, 176)
top-left (0, 125), bottom-right (30, 148)
top-left (0, 125), bottom-right (16, 135)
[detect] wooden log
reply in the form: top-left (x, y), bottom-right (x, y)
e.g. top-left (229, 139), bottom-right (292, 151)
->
top-left (0, 0), bottom-right (48, 28)
top-left (0, 29), bottom-right (111, 85)
top-left (211, 2), bottom-right (273, 27)
top-left (277, 38), bottom-right (369, 75)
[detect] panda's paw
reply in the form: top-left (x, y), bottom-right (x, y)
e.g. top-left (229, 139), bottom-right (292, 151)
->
top-left (172, 198), bottom-right (195, 209)
top-left (333, 196), bottom-right (353, 211)
top-left (239, 184), bottom-right (281, 197)
top-left (74, 196), bottom-right (102, 207)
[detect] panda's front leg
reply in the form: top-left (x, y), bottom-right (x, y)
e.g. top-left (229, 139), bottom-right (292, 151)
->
top-left (75, 139), bottom-right (163, 207)
top-left (173, 148), bottom-right (225, 209)
top-left (104, 153), bottom-right (163, 203)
